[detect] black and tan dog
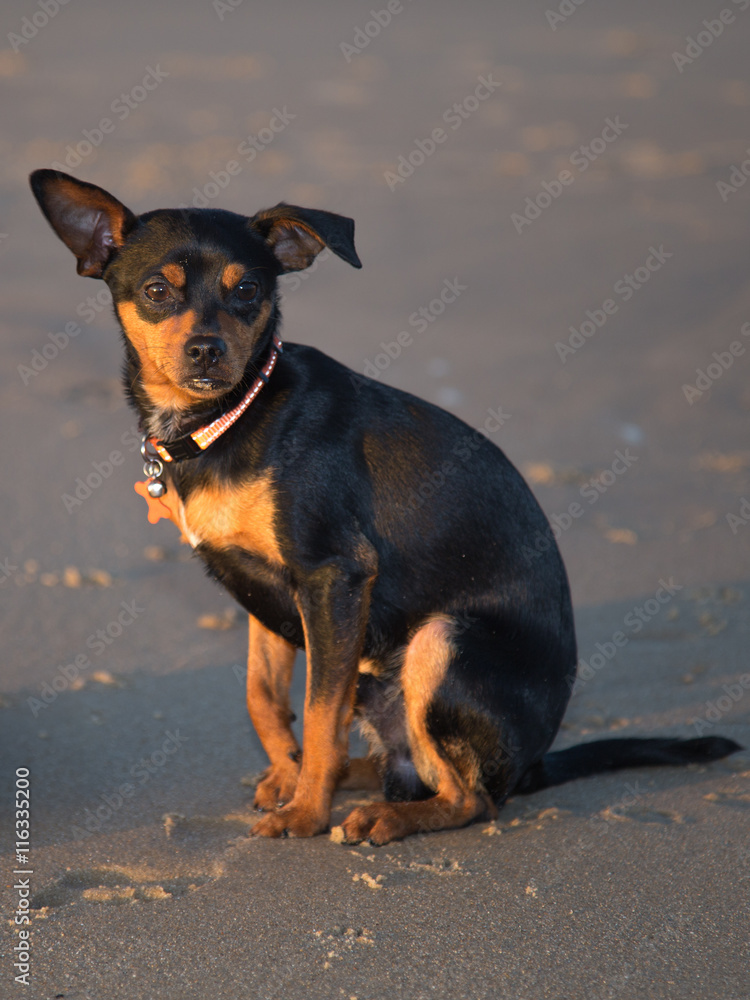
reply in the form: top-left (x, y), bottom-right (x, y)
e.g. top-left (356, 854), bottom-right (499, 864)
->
top-left (30, 169), bottom-right (740, 843)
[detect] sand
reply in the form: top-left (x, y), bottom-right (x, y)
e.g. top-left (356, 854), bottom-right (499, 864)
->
top-left (1, 2), bottom-right (749, 997)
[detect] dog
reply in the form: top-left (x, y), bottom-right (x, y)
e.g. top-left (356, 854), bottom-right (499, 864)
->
top-left (29, 168), bottom-right (741, 844)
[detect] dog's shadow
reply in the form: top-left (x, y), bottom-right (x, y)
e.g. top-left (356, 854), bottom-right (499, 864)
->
top-left (1, 582), bottom-right (748, 854)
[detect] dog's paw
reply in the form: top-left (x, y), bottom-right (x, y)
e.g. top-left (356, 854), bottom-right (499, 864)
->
top-left (340, 803), bottom-right (407, 846)
top-left (250, 802), bottom-right (329, 839)
top-left (253, 763), bottom-right (299, 812)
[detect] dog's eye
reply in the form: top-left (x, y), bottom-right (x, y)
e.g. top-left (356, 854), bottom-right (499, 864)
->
top-left (145, 282), bottom-right (170, 302)
top-left (237, 280), bottom-right (259, 302)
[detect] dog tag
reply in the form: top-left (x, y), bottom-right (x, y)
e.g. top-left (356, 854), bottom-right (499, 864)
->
top-left (134, 480), bottom-right (172, 524)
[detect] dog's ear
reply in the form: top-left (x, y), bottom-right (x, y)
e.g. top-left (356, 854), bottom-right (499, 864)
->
top-left (29, 169), bottom-right (136, 278)
top-left (249, 203), bottom-right (362, 273)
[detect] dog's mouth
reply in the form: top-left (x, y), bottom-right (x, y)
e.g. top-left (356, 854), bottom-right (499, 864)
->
top-left (175, 332), bottom-right (247, 397)
top-left (187, 375), bottom-right (234, 394)
top-left (180, 350), bottom-right (245, 397)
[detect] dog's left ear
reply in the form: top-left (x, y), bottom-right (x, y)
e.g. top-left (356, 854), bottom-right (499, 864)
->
top-left (250, 203), bottom-right (362, 273)
top-left (29, 169), bottom-right (136, 278)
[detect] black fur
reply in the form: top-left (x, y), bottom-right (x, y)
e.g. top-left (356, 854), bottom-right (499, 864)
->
top-left (517, 737), bottom-right (742, 794)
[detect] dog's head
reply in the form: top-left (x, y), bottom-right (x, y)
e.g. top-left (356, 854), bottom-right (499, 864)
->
top-left (29, 169), bottom-right (361, 417)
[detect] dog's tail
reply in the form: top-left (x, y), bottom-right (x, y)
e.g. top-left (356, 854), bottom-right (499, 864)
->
top-left (515, 736), bottom-right (743, 795)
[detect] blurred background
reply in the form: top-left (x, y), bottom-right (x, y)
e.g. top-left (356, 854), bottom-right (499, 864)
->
top-left (3, 1), bottom-right (750, 617)
top-left (1, 2), bottom-right (749, 997)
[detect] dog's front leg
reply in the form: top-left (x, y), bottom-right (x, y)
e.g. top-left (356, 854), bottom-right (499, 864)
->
top-left (251, 552), bottom-right (376, 838)
top-left (246, 615), bottom-right (300, 811)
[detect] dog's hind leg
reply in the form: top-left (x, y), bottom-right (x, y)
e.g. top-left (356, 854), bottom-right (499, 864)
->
top-left (340, 615), bottom-right (494, 844)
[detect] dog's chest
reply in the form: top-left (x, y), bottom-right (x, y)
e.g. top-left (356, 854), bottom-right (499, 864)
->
top-left (167, 472), bottom-right (284, 566)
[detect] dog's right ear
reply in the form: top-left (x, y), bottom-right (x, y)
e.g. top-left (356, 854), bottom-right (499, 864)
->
top-left (29, 169), bottom-right (136, 278)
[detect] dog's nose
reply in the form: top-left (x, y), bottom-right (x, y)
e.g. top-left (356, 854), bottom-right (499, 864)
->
top-left (184, 335), bottom-right (227, 366)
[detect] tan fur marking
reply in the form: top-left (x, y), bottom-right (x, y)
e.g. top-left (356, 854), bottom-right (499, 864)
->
top-left (251, 675), bottom-right (355, 836)
top-left (253, 553), bottom-right (376, 837)
top-left (401, 615), bottom-right (463, 793)
top-left (295, 695), bottom-right (354, 804)
top-left (285, 606), bottom-right (361, 811)
top-left (221, 262), bottom-right (245, 289)
top-left (402, 615), bottom-right (456, 713)
top-left (161, 263), bottom-right (186, 288)
top-left (340, 790), bottom-right (488, 844)
top-left (118, 302), bottom-right (199, 411)
top-left (182, 471), bottom-right (284, 565)
top-left (119, 299), bottom-right (274, 412)
top-left (339, 618), bottom-right (491, 842)
top-left (246, 615), bottom-right (300, 809)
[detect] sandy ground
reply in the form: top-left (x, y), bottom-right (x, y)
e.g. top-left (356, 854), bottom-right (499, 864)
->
top-left (1, 2), bottom-right (749, 997)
